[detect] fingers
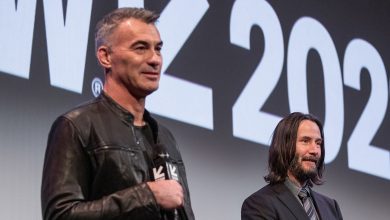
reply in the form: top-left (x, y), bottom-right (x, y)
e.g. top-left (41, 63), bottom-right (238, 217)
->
top-left (147, 180), bottom-right (184, 209)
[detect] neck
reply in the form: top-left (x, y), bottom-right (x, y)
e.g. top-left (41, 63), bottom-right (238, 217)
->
top-left (287, 171), bottom-right (307, 188)
top-left (104, 79), bottom-right (146, 126)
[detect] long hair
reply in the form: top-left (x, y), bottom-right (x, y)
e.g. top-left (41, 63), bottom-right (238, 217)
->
top-left (264, 112), bottom-right (325, 185)
top-left (95, 7), bottom-right (160, 52)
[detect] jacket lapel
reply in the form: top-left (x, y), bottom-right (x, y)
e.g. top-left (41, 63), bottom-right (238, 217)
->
top-left (311, 190), bottom-right (327, 220)
top-left (272, 183), bottom-right (310, 220)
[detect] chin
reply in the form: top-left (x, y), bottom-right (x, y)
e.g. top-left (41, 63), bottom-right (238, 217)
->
top-left (304, 166), bottom-right (318, 175)
top-left (143, 87), bottom-right (159, 96)
top-left (302, 162), bottom-right (316, 170)
top-left (149, 85), bottom-right (159, 92)
top-left (146, 82), bottom-right (159, 90)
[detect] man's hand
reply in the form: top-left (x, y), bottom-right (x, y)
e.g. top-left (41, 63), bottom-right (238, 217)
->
top-left (147, 180), bottom-right (184, 209)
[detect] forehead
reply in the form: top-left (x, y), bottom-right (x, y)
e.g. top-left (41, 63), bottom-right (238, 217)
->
top-left (111, 18), bottom-right (161, 43)
top-left (297, 120), bottom-right (321, 138)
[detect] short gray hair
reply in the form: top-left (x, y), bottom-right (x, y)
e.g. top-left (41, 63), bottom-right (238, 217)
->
top-left (95, 7), bottom-right (160, 51)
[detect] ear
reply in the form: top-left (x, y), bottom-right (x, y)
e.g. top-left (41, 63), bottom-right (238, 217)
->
top-left (97, 46), bottom-right (111, 69)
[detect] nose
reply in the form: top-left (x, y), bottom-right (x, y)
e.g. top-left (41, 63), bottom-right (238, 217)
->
top-left (309, 142), bottom-right (321, 156)
top-left (147, 49), bottom-right (162, 69)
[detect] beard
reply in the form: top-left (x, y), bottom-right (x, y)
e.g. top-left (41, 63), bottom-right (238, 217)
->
top-left (288, 154), bottom-right (319, 183)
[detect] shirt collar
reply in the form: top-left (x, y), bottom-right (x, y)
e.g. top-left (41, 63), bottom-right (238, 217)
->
top-left (284, 178), bottom-right (301, 198)
top-left (99, 91), bottom-right (158, 142)
top-left (284, 178), bottom-right (312, 197)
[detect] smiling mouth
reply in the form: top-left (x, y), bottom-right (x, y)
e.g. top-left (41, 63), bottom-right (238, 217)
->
top-left (142, 71), bottom-right (159, 75)
top-left (302, 157), bottom-right (318, 165)
top-left (142, 72), bottom-right (159, 79)
top-left (303, 161), bottom-right (317, 167)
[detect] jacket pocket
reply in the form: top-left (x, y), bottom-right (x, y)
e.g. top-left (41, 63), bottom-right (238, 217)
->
top-left (87, 145), bottom-right (150, 197)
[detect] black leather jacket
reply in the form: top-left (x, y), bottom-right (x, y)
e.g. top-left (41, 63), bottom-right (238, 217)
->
top-left (41, 93), bottom-right (194, 220)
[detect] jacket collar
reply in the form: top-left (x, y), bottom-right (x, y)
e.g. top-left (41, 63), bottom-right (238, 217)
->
top-left (310, 190), bottom-right (328, 220)
top-left (271, 183), bottom-right (310, 220)
top-left (99, 91), bottom-right (159, 142)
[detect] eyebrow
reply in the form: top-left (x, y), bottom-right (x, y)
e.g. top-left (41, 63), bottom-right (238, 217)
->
top-left (132, 40), bottom-right (163, 47)
top-left (299, 136), bottom-right (322, 141)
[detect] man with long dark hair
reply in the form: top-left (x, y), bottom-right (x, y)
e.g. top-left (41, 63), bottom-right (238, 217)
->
top-left (241, 112), bottom-right (342, 220)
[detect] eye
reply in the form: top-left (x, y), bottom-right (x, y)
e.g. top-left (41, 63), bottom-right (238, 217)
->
top-left (301, 138), bottom-right (309, 144)
top-left (132, 42), bottom-right (149, 52)
top-left (135, 45), bottom-right (147, 51)
top-left (155, 45), bottom-right (162, 53)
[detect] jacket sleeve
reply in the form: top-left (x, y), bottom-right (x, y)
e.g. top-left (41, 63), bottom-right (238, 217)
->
top-left (41, 117), bottom-right (160, 220)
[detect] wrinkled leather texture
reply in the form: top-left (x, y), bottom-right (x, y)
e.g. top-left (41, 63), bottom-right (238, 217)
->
top-left (41, 93), bottom-right (195, 220)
